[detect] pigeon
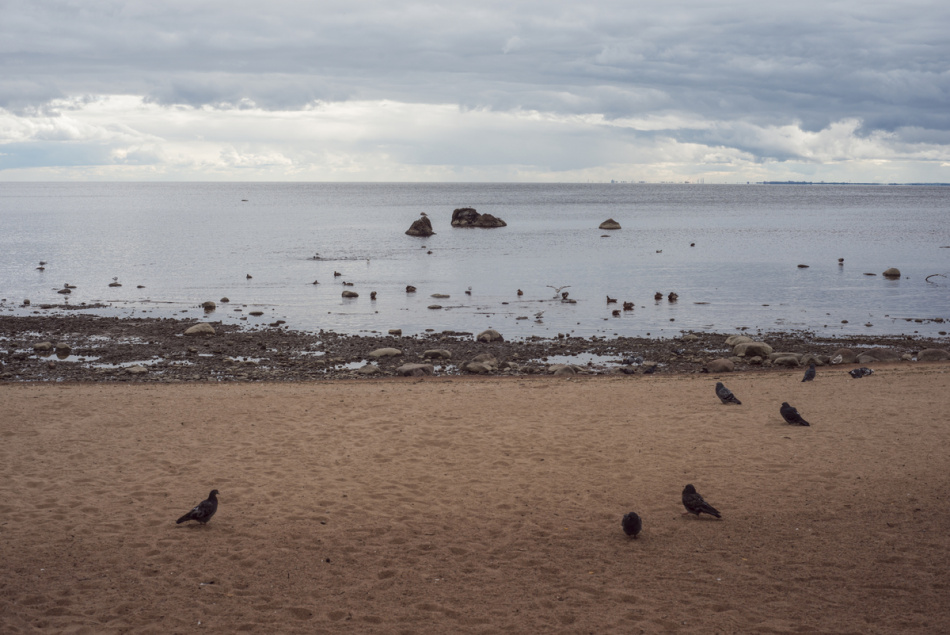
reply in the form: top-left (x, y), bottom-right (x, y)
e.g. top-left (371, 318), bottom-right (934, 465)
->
top-left (682, 484), bottom-right (721, 518)
top-left (849, 367), bottom-right (874, 379)
top-left (176, 489), bottom-right (219, 525)
top-left (780, 402), bottom-right (810, 426)
top-left (715, 382), bottom-right (742, 405)
top-left (621, 512), bottom-right (642, 538)
top-left (802, 363), bottom-right (816, 382)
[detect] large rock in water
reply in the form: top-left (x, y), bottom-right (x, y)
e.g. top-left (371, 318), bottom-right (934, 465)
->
top-left (405, 216), bottom-right (435, 237)
top-left (451, 207), bottom-right (507, 228)
top-left (599, 218), bottom-right (621, 230)
top-left (882, 267), bottom-right (901, 278)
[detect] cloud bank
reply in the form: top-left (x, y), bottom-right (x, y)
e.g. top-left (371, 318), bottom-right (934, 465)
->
top-left (2, 1), bottom-right (949, 181)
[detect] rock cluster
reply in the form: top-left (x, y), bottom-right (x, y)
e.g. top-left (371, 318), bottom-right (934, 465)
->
top-left (451, 208), bottom-right (507, 228)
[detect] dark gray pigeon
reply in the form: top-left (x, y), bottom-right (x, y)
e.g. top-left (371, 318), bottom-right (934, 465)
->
top-left (802, 364), bottom-right (816, 382)
top-left (780, 402), bottom-right (810, 426)
top-left (176, 489), bottom-right (219, 525)
top-left (715, 382), bottom-right (742, 405)
top-left (621, 512), bottom-right (642, 538)
top-left (849, 367), bottom-right (874, 379)
top-left (682, 484), bottom-right (721, 518)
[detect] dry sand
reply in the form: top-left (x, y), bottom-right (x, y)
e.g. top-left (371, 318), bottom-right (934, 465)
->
top-left (2, 363), bottom-right (949, 633)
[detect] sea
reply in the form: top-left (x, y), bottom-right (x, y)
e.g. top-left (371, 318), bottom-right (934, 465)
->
top-left (1, 182), bottom-right (948, 341)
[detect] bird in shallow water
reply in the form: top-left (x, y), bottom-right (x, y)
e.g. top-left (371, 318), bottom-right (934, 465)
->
top-left (176, 489), bottom-right (219, 525)
top-left (715, 382), bottom-right (742, 405)
top-left (682, 484), bottom-right (721, 518)
top-left (780, 402), bottom-right (810, 426)
top-left (802, 363), bottom-right (816, 382)
top-left (621, 512), bottom-right (642, 538)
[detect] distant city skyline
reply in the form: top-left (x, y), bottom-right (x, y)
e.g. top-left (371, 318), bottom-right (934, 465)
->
top-left (2, 1), bottom-right (949, 183)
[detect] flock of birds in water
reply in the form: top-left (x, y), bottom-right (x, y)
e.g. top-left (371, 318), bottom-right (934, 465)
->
top-left (177, 360), bottom-right (878, 540)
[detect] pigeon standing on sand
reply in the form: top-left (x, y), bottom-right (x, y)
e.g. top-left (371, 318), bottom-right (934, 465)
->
top-left (780, 402), bottom-right (810, 426)
top-left (715, 382), bottom-right (742, 405)
top-left (176, 490), bottom-right (219, 525)
top-left (682, 484), bottom-right (721, 518)
top-left (802, 364), bottom-right (816, 382)
top-left (621, 512), bottom-right (642, 538)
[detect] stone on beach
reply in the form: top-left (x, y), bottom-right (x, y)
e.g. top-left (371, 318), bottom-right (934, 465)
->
top-left (368, 347), bottom-right (403, 359)
top-left (598, 218), bottom-right (621, 230)
top-left (733, 341), bottom-right (773, 358)
top-left (355, 364), bottom-right (381, 375)
top-left (396, 363), bottom-right (433, 376)
top-left (725, 335), bottom-right (754, 347)
top-left (476, 329), bottom-right (504, 342)
top-left (706, 358), bottom-right (734, 373)
top-left (126, 365), bottom-right (148, 375)
top-left (832, 348), bottom-right (857, 364)
top-left (422, 349), bottom-right (452, 360)
top-left (772, 355), bottom-right (801, 367)
top-left (202, 301), bottom-right (216, 311)
top-left (917, 348), bottom-right (950, 362)
top-left (184, 323), bottom-right (216, 337)
top-left (882, 267), bottom-right (901, 278)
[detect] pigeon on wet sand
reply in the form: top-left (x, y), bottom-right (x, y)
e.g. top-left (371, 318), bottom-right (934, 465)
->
top-left (780, 402), bottom-right (810, 426)
top-left (176, 489), bottom-right (219, 525)
top-left (682, 484), bottom-right (721, 518)
top-left (802, 363), bottom-right (816, 382)
top-left (849, 367), bottom-right (874, 379)
top-left (715, 382), bottom-right (742, 405)
top-left (621, 512), bottom-right (642, 538)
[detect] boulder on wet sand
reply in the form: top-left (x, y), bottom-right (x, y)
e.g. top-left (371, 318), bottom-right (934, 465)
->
top-left (772, 355), bottom-right (801, 367)
top-left (476, 329), bottom-right (504, 342)
top-left (355, 364), bottom-right (381, 375)
top-left (405, 216), bottom-right (435, 237)
top-left (451, 207), bottom-right (507, 228)
top-left (422, 349), bottom-right (452, 360)
top-left (706, 358), bottom-right (734, 373)
top-left (550, 364), bottom-right (580, 376)
top-left (396, 363), bottom-right (434, 376)
top-left (184, 323), bottom-right (216, 337)
top-left (733, 341), bottom-right (773, 357)
top-left (126, 365), bottom-right (148, 375)
top-left (368, 347), bottom-right (402, 359)
top-left (832, 348), bottom-right (857, 364)
top-left (599, 218), bottom-right (621, 230)
top-left (768, 352), bottom-right (802, 362)
top-left (725, 335), bottom-right (754, 347)
top-left (917, 348), bottom-right (950, 362)
top-left (462, 361), bottom-right (493, 374)
top-left (33, 341), bottom-right (53, 352)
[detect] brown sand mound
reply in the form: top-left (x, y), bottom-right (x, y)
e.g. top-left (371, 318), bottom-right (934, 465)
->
top-left (2, 364), bottom-right (949, 632)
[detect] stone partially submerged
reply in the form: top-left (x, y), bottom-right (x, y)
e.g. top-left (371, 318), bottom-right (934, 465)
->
top-left (599, 218), bottom-right (621, 230)
top-left (405, 215), bottom-right (435, 237)
top-left (451, 208), bottom-right (507, 228)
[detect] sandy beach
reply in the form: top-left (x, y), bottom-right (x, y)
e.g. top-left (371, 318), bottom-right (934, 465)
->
top-left (2, 363), bottom-right (949, 633)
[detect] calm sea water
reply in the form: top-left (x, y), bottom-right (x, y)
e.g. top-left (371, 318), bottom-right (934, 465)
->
top-left (1, 182), bottom-right (948, 340)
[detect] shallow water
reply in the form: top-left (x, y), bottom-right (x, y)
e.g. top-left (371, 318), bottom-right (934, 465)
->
top-left (1, 182), bottom-right (948, 339)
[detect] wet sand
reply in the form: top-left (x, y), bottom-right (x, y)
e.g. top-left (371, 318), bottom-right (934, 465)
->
top-left (2, 364), bottom-right (950, 633)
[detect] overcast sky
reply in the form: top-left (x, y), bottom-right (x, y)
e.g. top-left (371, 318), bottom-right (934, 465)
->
top-left (2, 0), bottom-right (949, 182)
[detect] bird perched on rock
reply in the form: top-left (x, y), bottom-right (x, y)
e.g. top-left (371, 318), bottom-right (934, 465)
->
top-left (682, 484), bottom-right (721, 518)
top-left (715, 382), bottom-right (742, 405)
top-left (780, 402), bottom-right (810, 426)
top-left (802, 363), bottom-right (816, 382)
top-left (621, 512), bottom-right (642, 538)
top-left (176, 490), bottom-right (219, 525)
top-left (849, 367), bottom-right (874, 379)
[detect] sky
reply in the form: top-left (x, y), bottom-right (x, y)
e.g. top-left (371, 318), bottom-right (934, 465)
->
top-left (1, 0), bottom-right (949, 182)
